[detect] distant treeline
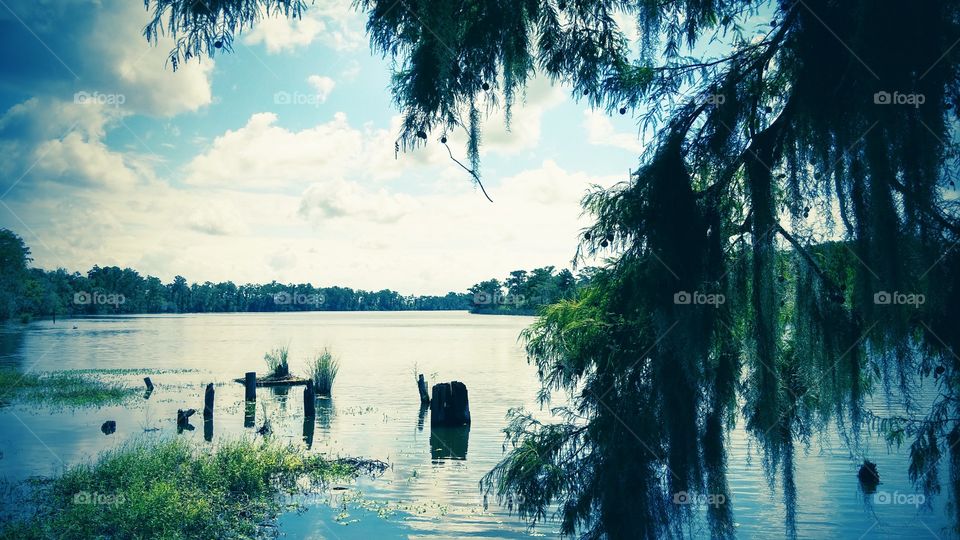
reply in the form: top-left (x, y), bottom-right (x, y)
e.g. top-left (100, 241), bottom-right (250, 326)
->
top-left (0, 229), bottom-right (470, 321)
top-left (0, 229), bottom-right (587, 321)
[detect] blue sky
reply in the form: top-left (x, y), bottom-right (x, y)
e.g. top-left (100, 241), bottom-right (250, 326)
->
top-left (0, 0), bottom-right (647, 294)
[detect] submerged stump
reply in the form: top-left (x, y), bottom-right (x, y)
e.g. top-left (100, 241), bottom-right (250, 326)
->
top-left (203, 383), bottom-right (215, 418)
top-left (430, 381), bottom-right (471, 427)
top-left (244, 372), bottom-right (257, 402)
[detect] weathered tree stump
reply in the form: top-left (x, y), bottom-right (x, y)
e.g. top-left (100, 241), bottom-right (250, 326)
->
top-left (430, 381), bottom-right (471, 427)
top-left (203, 383), bottom-right (215, 418)
top-left (244, 372), bottom-right (257, 402)
top-left (417, 374), bottom-right (431, 405)
top-left (100, 420), bottom-right (116, 435)
top-left (203, 416), bottom-right (214, 442)
top-left (177, 408), bottom-right (196, 427)
top-left (303, 381), bottom-right (316, 418)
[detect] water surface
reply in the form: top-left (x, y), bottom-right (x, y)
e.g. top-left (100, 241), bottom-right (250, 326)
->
top-left (0, 312), bottom-right (951, 538)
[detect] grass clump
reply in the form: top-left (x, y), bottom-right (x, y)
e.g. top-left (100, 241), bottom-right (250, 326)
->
top-left (263, 344), bottom-right (290, 378)
top-left (0, 438), bottom-right (362, 539)
top-left (307, 348), bottom-right (339, 396)
top-left (0, 369), bottom-right (136, 407)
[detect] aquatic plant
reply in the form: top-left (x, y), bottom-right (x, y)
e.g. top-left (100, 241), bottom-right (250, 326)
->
top-left (307, 347), bottom-right (339, 396)
top-left (0, 369), bottom-right (136, 407)
top-left (0, 438), bottom-right (365, 539)
top-left (263, 344), bottom-right (290, 378)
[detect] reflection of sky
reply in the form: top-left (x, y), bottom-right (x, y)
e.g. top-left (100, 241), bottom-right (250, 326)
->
top-left (0, 313), bottom-right (952, 538)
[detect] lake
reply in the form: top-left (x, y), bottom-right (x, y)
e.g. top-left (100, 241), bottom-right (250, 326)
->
top-left (0, 312), bottom-right (952, 538)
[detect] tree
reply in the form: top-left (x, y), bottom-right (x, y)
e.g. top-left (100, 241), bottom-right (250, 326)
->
top-left (140, 2), bottom-right (960, 537)
top-left (0, 229), bottom-right (31, 320)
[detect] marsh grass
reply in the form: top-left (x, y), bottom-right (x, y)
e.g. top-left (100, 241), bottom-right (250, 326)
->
top-left (307, 348), bottom-right (339, 396)
top-left (0, 438), bottom-right (361, 539)
top-left (0, 369), bottom-right (136, 407)
top-left (263, 344), bottom-right (290, 378)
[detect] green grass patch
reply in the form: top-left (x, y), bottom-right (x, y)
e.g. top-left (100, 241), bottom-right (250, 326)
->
top-left (57, 368), bottom-right (199, 376)
top-left (0, 369), bottom-right (137, 407)
top-left (0, 438), bottom-right (369, 539)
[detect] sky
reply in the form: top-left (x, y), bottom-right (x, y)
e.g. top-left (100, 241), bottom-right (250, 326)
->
top-left (0, 0), bottom-right (647, 295)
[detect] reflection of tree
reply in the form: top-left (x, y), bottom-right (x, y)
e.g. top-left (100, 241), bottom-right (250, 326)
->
top-left (430, 426), bottom-right (470, 461)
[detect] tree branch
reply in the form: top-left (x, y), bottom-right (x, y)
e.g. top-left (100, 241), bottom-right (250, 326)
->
top-left (444, 142), bottom-right (494, 203)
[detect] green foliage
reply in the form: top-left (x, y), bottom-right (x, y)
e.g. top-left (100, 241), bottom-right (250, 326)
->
top-left (307, 347), bottom-right (340, 396)
top-left (0, 438), bottom-right (358, 539)
top-left (351, 0), bottom-right (960, 537)
top-left (467, 266), bottom-right (583, 314)
top-left (263, 345), bottom-right (290, 378)
top-left (0, 369), bottom-right (136, 407)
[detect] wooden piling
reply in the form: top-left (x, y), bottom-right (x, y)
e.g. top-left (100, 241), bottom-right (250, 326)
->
top-left (203, 383), bottom-right (215, 417)
top-left (143, 377), bottom-right (154, 391)
top-left (303, 381), bottom-right (316, 418)
top-left (430, 381), bottom-right (471, 427)
top-left (244, 372), bottom-right (257, 402)
top-left (417, 374), bottom-right (430, 405)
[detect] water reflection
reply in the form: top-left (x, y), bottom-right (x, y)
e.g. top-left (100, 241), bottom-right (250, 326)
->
top-left (417, 403), bottom-right (428, 432)
top-left (302, 416), bottom-right (315, 448)
top-left (430, 426), bottom-right (470, 460)
top-left (0, 328), bottom-right (25, 370)
top-left (316, 397), bottom-right (334, 431)
top-left (243, 402), bottom-right (256, 428)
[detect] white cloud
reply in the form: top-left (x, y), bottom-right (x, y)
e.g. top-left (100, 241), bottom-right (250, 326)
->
top-left (480, 77), bottom-right (566, 153)
top-left (307, 75), bottom-right (336, 103)
top-left (583, 109), bottom-right (643, 153)
top-left (299, 178), bottom-right (417, 224)
top-left (244, 1), bottom-right (365, 53)
top-left (0, 0), bottom-right (214, 118)
top-left (183, 111), bottom-right (446, 189)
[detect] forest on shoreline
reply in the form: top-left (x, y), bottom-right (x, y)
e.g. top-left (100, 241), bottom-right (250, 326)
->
top-left (0, 229), bottom-right (586, 321)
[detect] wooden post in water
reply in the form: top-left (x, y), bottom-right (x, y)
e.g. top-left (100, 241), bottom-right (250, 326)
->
top-left (417, 374), bottom-right (430, 405)
top-left (203, 383), bottom-right (215, 418)
top-left (430, 381), bottom-right (471, 427)
top-left (143, 377), bottom-right (154, 391)
top-left (303, 381), bottom-right (316, 418)
top-left (244, 372), bottom-right (257, 402)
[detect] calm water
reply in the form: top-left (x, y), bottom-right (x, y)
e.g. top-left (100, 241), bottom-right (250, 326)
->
top-left (0, 312), bottom-right (952, 538)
